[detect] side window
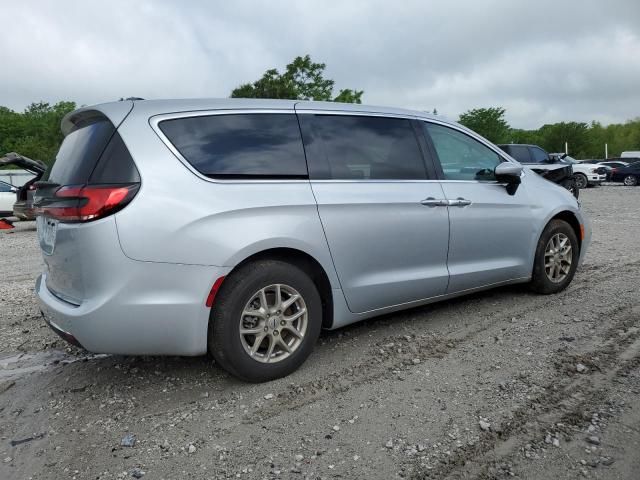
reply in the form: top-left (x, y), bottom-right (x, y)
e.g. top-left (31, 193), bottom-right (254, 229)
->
top-left (159, 114), bottom-right (307, 178)
top-left (424, 123), bottom-right (501, 181)
top-left (305, 115), bottom-right (427, 180)
top-left (0, 182), bottom-right (13, 192)
top-left (530, 147), bottom-right (549, 163)
top-left (505, 145), bottom-right (531, 163)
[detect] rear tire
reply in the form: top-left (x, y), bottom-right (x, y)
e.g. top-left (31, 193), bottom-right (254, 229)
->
top-left (530, 219), bottom-right (580, 294)
top-left (208, 259), bottom-right (322, 382)
top-left (574, 173), bottom-right (588, 189)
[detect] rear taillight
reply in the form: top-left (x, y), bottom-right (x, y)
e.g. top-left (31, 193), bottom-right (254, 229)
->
top-left (36, 184), bottom-right (139, 222)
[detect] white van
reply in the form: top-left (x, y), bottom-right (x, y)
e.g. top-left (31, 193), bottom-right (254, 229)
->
top-left (621, 151), bottom-right (640, 158)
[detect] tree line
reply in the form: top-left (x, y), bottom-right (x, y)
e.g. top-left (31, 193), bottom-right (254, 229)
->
top-left (458, 107), bottom-right (640, 159)
top-left (1, 56), bottom-right (638, 166)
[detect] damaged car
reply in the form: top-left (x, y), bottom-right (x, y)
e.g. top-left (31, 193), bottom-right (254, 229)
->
top-left (0, 152), bottom-right (48, 220)
top-left (497, 144), bottom-right (579, 198)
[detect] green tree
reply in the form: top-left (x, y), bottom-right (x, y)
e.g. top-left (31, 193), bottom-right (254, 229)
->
top-left (537, 122), bottom-right (589, 157)
top-left (0, 101), bottom-right (76, 165)
top-left (231, 54), bottom-right (363, 103)
top-left (458, 107), bottom-right (510, 143)
top-left (333, 88), bottom-right (363, 104)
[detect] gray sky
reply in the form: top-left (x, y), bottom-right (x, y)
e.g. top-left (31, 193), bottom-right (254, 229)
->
top-left (1, 0), bottom-right (639, 128)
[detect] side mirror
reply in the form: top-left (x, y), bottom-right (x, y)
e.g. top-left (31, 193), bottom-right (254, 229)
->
top-left (10, 186), bottom-right (18, 193)
top-left (495, 162), bottom-right (523, 195)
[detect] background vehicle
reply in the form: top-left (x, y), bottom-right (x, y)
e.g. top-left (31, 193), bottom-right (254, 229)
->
top-left (550, 153), bottom-right (607, 188)
top-left (34, 99), bottom-right (590, 382)
top-left (497, 144), bottom-right (578, 197)
top-left (605, 156), bottom-right (640, 165)
top-left (610, 162), bottom-right (640, 186)
top-left (0, 153), bottom-right (47, 220)
top-left (621, 151), bottom-right (640, 159)
top-left (595, 163), bottom-right (614, 180)
top-left (599, 160), bottom-right (629, 180)
top-left (0, 180), bottom-right (18, 215)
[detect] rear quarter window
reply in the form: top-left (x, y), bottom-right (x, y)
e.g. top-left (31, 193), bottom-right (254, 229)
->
top-left (158, 113), bottom-right (307, 179)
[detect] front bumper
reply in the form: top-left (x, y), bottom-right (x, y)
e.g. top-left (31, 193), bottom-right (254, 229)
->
top-left (576, 210), bottom-right (592, 267)
top-left (587, 174), bottom-right (606, 184)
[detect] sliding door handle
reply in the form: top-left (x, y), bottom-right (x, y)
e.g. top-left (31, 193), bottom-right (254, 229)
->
top-left (449, 197), bottom-right (472, 207)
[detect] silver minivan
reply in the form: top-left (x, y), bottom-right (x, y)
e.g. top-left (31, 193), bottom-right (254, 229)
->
top-left (34, 99), bottom-right (590, 382)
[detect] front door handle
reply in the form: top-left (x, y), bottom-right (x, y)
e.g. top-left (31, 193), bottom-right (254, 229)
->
top-left (448, 197), bottom-right (472, 207)
top-left (420, 197), bottom-right (449, 207)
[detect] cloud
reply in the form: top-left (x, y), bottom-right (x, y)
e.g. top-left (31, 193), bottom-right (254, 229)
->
top-left (0, 0), bottom-right (638, 128)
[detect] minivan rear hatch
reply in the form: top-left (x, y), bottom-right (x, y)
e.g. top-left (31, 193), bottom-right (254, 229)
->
top-left (0, 152), bottom-right (47, 174)
top-left (34, 103), bottom-right (140, 304)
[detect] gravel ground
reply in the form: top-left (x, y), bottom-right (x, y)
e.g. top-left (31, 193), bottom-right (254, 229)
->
top-left (1, 185), bottom-right (639, 480)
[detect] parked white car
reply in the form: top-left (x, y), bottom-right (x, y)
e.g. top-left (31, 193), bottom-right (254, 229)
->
top-left (550, 154), bottom-right (607, 189)
top-left (0, 180), bottom-right (18, 215)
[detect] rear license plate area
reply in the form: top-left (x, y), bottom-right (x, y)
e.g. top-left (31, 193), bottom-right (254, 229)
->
top-left (37, 216), bottom-right (58, 255)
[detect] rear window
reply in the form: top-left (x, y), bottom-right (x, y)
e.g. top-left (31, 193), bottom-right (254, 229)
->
top-left (158, 114), bottom-right (307, 179)
top-left (46, 118), bottom-right (115, 185)
top-left (501, 145), bottom-right (530, 163)
top-left (530, 147), bottom-right (549, 163)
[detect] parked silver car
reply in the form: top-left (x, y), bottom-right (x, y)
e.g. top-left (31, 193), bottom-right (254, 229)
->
top-left (34, 99), bottom-right (590, 382)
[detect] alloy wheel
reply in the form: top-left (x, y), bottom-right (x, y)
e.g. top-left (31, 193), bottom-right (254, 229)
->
top-left (239, 284), bottom-right (308, 363)
top-left (544, 233), bottom-right (572, 283)
top-left (623, 175), bottom-right (638, 186)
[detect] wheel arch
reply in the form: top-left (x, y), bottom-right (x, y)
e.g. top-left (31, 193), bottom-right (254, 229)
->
top-left (550, 210), bottom-right (583, 251)
top-left (529, 208), bottom-right (584, 278)
top-left (219, 247), bottom-right (335, 329)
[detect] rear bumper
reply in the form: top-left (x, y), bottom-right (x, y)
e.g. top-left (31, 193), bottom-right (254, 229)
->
top-left (40, 306), bottom-right (84, 348)
top-left (36, 260), bottom-right (230, 356)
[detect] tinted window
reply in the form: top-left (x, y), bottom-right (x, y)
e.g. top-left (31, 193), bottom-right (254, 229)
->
top-left (46, 118), bottom-right (116, 184)
top-left (530, 147), bottom-right (549, 163)
top-left (424, 123), bottom-right (501, 180)
top-left (159, 114), bottom-right (307, 178)
top-left (305, 115), bottom-right (426, 180)
top-left (503, 145), bottom-right (531, 163)
top-left (89, 132), bottom-right (140, 184)
top-left (0, 181), bottom-right (13, 192)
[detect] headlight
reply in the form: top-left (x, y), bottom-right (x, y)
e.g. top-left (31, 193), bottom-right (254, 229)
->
top-left (589, 168), bottom-right (598, 173)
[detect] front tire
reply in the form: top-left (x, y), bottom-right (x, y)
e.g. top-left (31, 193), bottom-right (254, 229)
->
top-left (530, 220), bottom-right (580, 294)
top-left (623, 175), bottom-right (638, 186)
top-left (574, 173), bottom-right (588, 189)
top-left (208, 259), bottom-right (322, 382)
